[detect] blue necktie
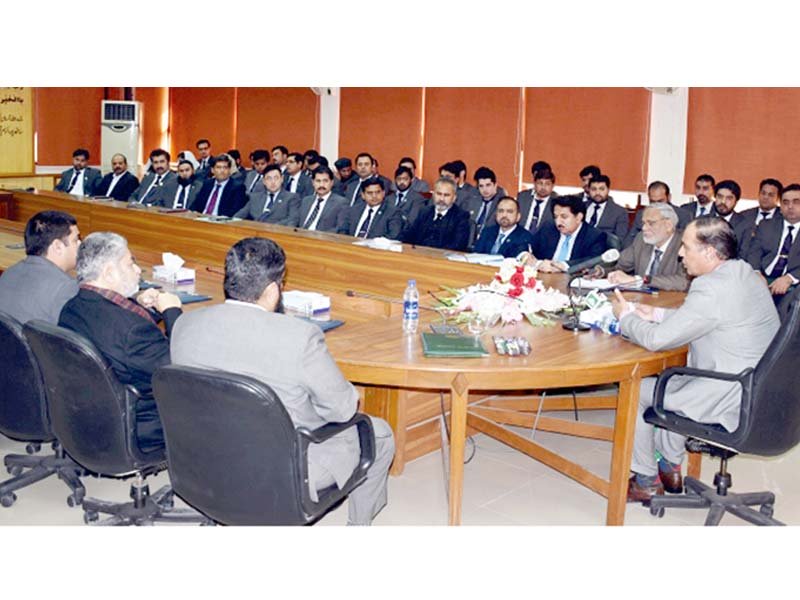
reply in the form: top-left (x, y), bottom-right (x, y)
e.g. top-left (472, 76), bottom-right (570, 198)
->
top-left (491, 232), bottom-right (506, 254)
top-left (555, 234), bottom-right (572, 262)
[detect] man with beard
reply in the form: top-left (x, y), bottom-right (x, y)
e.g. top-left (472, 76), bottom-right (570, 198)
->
top-left (735, 178), bottom-right (782, 258)
top-left (401, 177), bottom-right (471, 251)
top-left (59, 232), bottom-right (183, 452)
top-left (54, 148), bottom-right (103, 197)
top-left (584, 174), bottom-right (629, 246)
top-left (158, 160), bottom-right (203, 209)
top-left (130, 148), bottom-right (177, 205)
top-left (397, 157), bottom-right (429, 194)
top-left (684, 174), bottom-right (717, 219)
top-left (518, 168), bottom-right (558, 235)
top-left (605, 203), bottom-right (689, 291)
top-left (712, 180), bottom-right (744, 228)
top-left (272, 145), bottom-right (289, 173)
top-left (94, 153), bottom-right (139, 201)
top-left (473, 197), bottom-right (535, 258)
top-left (332, 157), bottom-right (357, 196)
top-left (386, 166), bottom-right (428, 227)
top-left (623, 181), bottom-right (692, 248)
top-left (439, 161), bottom-right (480, 208)
top-left (169, 237), bottom-right (395, 525)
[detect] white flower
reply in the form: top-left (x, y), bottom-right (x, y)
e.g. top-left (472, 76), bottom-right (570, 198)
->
top-left (497, 258), bottom-right (518, 283)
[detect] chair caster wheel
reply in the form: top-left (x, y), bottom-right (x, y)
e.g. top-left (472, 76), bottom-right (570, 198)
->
top-left (25, 443), bottom-right (41, 455)
top-left (160, 496), bottom-right (175, 509)
top-left (67, 494), bottom-right (82, 508)
top-left (1, 493), bottom-right (17, 508)
top-left (650, 505), bottom-right (665, 518)
top-left (7, 465), bottom-right (23, 477)
top-left (760, 504), bottom-right (774, 518)
top-left (83, 510), bottom-right (99, 524)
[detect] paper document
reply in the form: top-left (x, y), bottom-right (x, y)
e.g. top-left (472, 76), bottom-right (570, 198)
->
top-left (570, 277), bottom-right (643, 290)
top-left (352, 237), bottom-right (403, 252)
top-left (445, 253), bottom-right (505, 266)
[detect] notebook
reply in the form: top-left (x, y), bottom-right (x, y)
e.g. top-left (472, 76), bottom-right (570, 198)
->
top-left (421, 333), bottom-right (489, 357)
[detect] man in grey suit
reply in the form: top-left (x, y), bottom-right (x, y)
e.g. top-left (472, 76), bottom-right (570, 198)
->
top-left (0, 211), bottom-right (80, 324)
top-left (746, 183), bottom-right (800, 307)
top-left (170, 237), bottom-right (395, 525)
top-left (130, 149), bottom-right (177, 205)
top-left (398, 157), bottom-right (430, 194)
top-left (156, 160), bottom-right (203, 210)
top-left (283, 152), bottom-right (314, 199)
top-left (462, 166), bottom-right (505, 246)
top-left (235, 164), bottom-right (301, 225)
top-left (298, 166), bottom-right (348, 233)
top-left (242, 149), bottom-right (271, 197)
top-left (54, 148), bottom-right (103, 197)
top-left (606, 204), bottom-right (689, 291)
top-left (440, 161), bottom-right (481, 208)
top-left (623, 181), bottom-right (691, 248)
top-left (612, 218), bottom-right (780, 502)
top-left (386, 166), bottom-right (429, 231)
top-left (337, 177), bottom-right (404, 239)
top-left (344, 152), bottom-right (379, 207)
top-left (584, 174), bottom-right (629, 247)
top-left (518, 168), bottom-right (558, 235)
top-left (735, 178), bottom-right (782, 259)
top-left (682, 173), bottom-right (717, 219)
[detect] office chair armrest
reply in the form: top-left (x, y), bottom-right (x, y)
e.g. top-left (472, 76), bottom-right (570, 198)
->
top-left (652, 366), bottom-right (754, 418)
top-left (123, 385), bottom-right (167, 468)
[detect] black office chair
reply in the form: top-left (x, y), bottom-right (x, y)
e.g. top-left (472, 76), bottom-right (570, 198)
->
top-left (0, 311), bottom-right (85, 508)
top-left (23, 320), bottom-right (210, 525)
top-left (152, 365), bottom-right (375, 525)
top-left (645, 297), bottom-right (800, 525)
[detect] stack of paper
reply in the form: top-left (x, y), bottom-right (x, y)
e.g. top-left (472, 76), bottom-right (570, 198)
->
top-left (283, 290), bottom-right (331, 314)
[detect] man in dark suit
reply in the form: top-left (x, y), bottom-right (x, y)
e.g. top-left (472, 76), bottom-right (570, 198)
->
top-left (94, 153), bottom-right (139, 201)
top-left (227, 149), bottom-right (247, 184)
top-left (473, 197), bottom-right (535, 258)
top-left (746, 183), bottom-right (800, 308)
top-left (195, 138), bottom-right (213, 180)
top-left (572, 164), bottom-right (601, 203)
top-left (713, 179), bottom-right (745, 230)
top-left (297, 166), bottom-right (349, 233)
top-left (462, 166), bottom-right (505, 246)
top-left (190, 154), bottom-right (247, 217)
top-left (235, 164), bottom-right (300, 225)
top-left (623, 181), bottom-right (692, 248)
top-left (344, 152), bottom-right (380, 207)
top-left (283, 152), bottom-right (314, 199)
top-left (735, 178), bottom-right (782, 258)
top-left (58, 232), bottom-right (183, 453)
top-left (682, 173), bottom-right (717, 219)
top-left (518, 168), bottom-right (558, 235)
top-left (526, 195), bottom-right (609, 272)
top-left (54, 148), bottom-right (103, 197)
top-left (386, 166), bottom-right (429, 230)
top-left (157, 160), bottom-right (202, 210)
top-left (584, 174), bottom-right (629, 247)
top-left (401, 178), bottom-right (471, 251)
top-left (606, 204), bottom-right (689, 291)
top-left (333, 157), bottom-right (357, 196)
top-left (272, 145), bottom-right (289, 174)
top-left (129, 148), bottom-right (177, 205)
top-left (338, 177), bottom-right (404, 239)
top-left (242, 149), bottom-right (271, 197)
top-left (398, 157), bottom-right (430, 194)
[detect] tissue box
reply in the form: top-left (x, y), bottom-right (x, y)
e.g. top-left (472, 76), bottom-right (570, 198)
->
top-left (283, 290), bottom-right (331, 314)
top-left (152, 265), bottom-right (196, 285)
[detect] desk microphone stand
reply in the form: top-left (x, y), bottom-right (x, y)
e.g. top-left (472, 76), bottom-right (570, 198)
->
top-left (563, 271), bottom-right (591, 332)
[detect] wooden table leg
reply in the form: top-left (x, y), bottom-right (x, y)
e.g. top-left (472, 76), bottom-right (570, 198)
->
top-left (448, 373), bottom-right (469, 526)
top-left (606, 369), bottom-right (641, 526)
top-left (687, 451), bottom-right (702, 480)
top-left (362, 387), bottom-right (405, 475)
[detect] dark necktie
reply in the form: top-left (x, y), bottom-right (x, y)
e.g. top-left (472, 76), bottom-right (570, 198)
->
top-left (142, 174), bottom-right (162, 203)
top-left (396, 192), bottom-right (405, 207)
top-left (758, 211), bottom-right (770, 225)
top-left (67, 170), bottom-right (81, 192)
top-left (434, 212), bottom-right (444, 222)
top-left (531, 199), bottom-right (543, 230)
top-left (176, 185), bottom-right (189, 209)
top-left (249, 173), bottom-right (263, 192)
top-left (589, 204), bottom-right (600, 227)
top-left (285, 176), bottom-right (293, 192)
top-left (205, 183), bottom-right (221, 215)
top-left (304, 197), bottom-right (324, 228)
top-left (698, 205), bottom-right (707, 217)
top-left (476, 200), bottom-right (491, 231)
top-left (357, 208), bottom-right (374, 238)
top-left (263, 192), bottom-right (275, 212)
top-left (649, 248), bottom-right (663, 277)
top-left (769, 225), bottom-right (796, 278)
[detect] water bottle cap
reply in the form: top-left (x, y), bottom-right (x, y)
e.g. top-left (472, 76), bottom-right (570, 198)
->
top-left (408, 279), bottom-right (416, 286)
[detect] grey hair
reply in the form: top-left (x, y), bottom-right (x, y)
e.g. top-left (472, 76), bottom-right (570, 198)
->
top-left (75, 232), bottom-right (129, 283)
top-left (644, 203), bottom-right (679, 227)
top-left (434, 177), bottom-right (457, 194)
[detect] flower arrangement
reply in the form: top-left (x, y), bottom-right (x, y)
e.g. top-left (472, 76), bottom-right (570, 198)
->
top-left (435, 258), bottom-right (570, 326)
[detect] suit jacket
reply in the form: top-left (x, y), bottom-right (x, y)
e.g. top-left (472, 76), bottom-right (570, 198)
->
top-left (195, 156), bottom-right (213, 180)
top-left (401, 204), bottom-right (471, 251)
top-left (170, 302), bottom-right (360, 487)
top-left (473, 224), bottom-right (535, 258)
top-left (190, 178), bottom-right (248, 217)
top-left (734, 207), bottom-right (781, 259)
top-left (337, 201), bottom-right (404, 239)
top-left (0, 256), bottom-right (78, 324)
top-left (284, 171), bottom-right (314, 199)
top-left (461, 192), bottom-right (504, 245)
top-left (55, 167), bottom-right (103, 196)
top-left (343, 177), bottom-right (392, 207)
top-left (297, 193), bottom-right (349, 233)
top-left (682, 200), bottom-right (717, 220)
top-left (386, 190), bottom-right (429, 231)
top-left (614, 232), bottom-right (689, 291)
top-left (243, 170), bottom-right (265, 195)
top-left (746, 215), bottom-right (800, 281)
top-left (530, 222), bottom-right (609, 266)
top-left (235, 189), bottom-right (300, 226)
top-left (516, 191), bottom-right (555, 234)
top-left (58, 288), bottom-right (182, 400)
top-left (129, 171), bottom-right (177, 204)
top-left (455, 183), bottom-right (481, 208)
top-left (585, 198), bottom-right (630, 246)
top-left (94, 171), bottom-right (140, 201)
top-left (620, 259), bottom-right (779, 431)
top-left (332, 173), bottom-right (358, 197)
top-left (623, 203), bottom-right (692, 248)
top-left (156, 179), bottom-right (203, 209)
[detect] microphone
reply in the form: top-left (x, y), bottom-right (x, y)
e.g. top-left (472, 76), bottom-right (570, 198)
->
top-left (345, 289), bottom-right (437, 311)
top-left (566, 249), bottom-right (620, 275)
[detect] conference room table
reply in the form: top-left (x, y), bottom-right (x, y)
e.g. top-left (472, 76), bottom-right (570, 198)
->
top-left (1, 190), bottom-right (689, 525)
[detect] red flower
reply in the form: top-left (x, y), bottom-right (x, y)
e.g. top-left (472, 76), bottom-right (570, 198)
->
top-left (508, 286), bottom-right (523, 298)
top-left (510, 272), bottom-right (524, 287)
top-left (525, 277), bottom-right (537, 289)
top-left (494, 275), bottom-right (502, 282)
top-left (515, 265), bottom-right (524, 273)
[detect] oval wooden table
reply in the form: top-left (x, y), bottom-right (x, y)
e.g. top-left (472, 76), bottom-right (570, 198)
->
top-left (327, 300), bottom-right (688, 526)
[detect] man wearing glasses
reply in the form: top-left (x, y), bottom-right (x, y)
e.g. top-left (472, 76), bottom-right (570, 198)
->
top-left (604, 203), bottom-right (689, 291)
top-left (747, 183), bottom-right (800, 308)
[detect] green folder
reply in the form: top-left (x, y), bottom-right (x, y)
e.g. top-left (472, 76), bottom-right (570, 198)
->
top-left (421, 333), bottom-right (489, 358)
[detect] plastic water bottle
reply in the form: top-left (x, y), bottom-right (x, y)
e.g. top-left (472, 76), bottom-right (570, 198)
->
top-left (599, 315), bottom-right (621, 336)
top-left (402, 279), bottom-right (420, 334)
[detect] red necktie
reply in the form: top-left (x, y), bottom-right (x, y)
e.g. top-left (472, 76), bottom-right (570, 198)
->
top-left (205, 183), bottom-right (221, 215)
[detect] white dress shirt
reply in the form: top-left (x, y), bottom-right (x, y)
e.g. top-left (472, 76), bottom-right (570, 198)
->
top-left (354, 203), bottom-right (379, 237)
top-left (105, 172), bottom-right (124, 196)
top-left (305, 192), bottom-right (332, 231)
top-left (765, 219), bottom-right (799, 281)
top-left (70, 170), bottom-right (85, 196)
top-left (755, 207), bottom-right (778, 225)
top-left (523, 196), bottom-right (550, 230)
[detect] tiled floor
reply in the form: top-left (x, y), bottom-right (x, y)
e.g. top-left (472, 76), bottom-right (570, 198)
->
top-left (1, 409), bottom-right (797, 526)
